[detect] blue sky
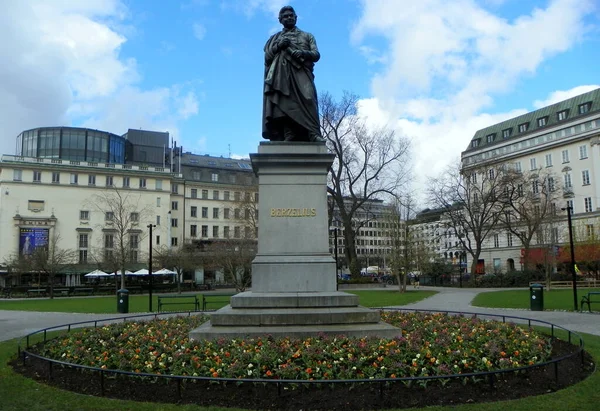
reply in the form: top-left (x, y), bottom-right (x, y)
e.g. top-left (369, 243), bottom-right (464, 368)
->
top-left (1, 0), bottom-right (599, 199)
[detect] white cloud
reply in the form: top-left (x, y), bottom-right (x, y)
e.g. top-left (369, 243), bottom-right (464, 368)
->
top-left (223, 0), bottom-right (288, 18)
top-left (533, 85), bottom-right (600, 108)
top-left (351, 0), bottom-right (596, 205)
top-left (192, 22), bottom-right (207, 40)
top-left (0, 0), bottom-right (199, 155)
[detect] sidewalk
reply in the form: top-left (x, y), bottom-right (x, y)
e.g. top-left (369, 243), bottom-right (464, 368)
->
top-left (0, 287), bottom-right (597, 342)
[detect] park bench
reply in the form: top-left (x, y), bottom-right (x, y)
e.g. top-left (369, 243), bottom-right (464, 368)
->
top-left (580, 292), bottom-right (600, 313)
top-left (73, 288), bottom-right (94, 295)
top-left (202, 293), bottom-right (235, 311)
top-left (53, 288), bottom-right (72, 297)
top-left (27, 289), bottom-right (46, 297)
top-left (157, 295), bottom-right (200, 312)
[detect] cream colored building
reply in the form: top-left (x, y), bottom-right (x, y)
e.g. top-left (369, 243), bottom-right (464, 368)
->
top-left (461, 88), bottom-right (600, 273)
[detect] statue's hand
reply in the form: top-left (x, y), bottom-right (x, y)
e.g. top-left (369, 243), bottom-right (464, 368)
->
top-left (278, 38), bottom-right (291, 50)
top-left (290, 49), bottom-right (304, 60)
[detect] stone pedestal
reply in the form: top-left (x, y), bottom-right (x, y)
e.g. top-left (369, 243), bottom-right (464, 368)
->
top-left (190, 142), bottom-right (400, 341)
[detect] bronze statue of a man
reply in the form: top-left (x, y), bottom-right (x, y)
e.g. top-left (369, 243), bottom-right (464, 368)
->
top-left (262, 6), bottom-right (323, 142)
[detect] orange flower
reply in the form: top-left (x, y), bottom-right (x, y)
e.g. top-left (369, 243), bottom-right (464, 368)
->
top-left (305, 368), bottom-right (312, 374)
top-left (266, 370), bottom-right (273, 377)
top-left (212, 372), bottom-right (219, 377)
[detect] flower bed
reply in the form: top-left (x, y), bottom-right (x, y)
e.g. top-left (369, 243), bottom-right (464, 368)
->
top-left (38, 312), bottom-right (552, 381)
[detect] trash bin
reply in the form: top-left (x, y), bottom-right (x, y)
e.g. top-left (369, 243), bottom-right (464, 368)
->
top-left (529, 284), bottom-right (544, 311)
top-left (117, 288), bottom-right (129, 313)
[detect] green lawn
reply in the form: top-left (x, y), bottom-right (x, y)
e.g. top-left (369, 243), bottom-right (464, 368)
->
top-left (472, 288), bottom-right (600, 311)
top-left (0, 328), bottom-right (598, 410)
top-left (0, 290), bottom-right (436, 313)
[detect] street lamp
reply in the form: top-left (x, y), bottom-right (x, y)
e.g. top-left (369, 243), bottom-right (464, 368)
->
top-left (147, 224), bottom-right (156, 312)
top-left (561, 205), bottom-right (578, 311)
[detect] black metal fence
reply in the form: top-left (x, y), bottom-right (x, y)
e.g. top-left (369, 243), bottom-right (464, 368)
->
top-left (16, 309), bottom-right (589, 406)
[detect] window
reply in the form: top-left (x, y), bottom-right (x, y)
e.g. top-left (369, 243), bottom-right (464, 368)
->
top-left (537, 117), bottom-right (548, 127)
top-left (171, 218), bottom-right (178, 227)
top-left (33, 171), bottom-right (41, 182)
top-left (202, 189), bottom-right (208, 199)
top-left (139, 178), bottom-right (147, 189)
top-left (213, 226), bottom-right (219, 238)
top-left (493, 234), bottom-right (499, 248)
top-left (68, 173), bottom-right (77, 184)
top-left (130, 212), bottom-right (139, 222)
top-left (52, 172), bottom-right (60, 183)
top-left (213, 190), bottom-right (219, 200)
top-left (514, 162), bottom-right (522, 173)
top-left (234, 192), bottom-right (241, 201)
top-left (202, 207), bottom-right (208, 218)
top-left (488, 169), bottom-right (495, 179)
top-left (156, 197), bottom-right (161, 207)
top-left (104, 234), bottom-right (114, 249)
top-left (551, 202), bottom-right (557, 216)
top-left (579, 145), bottom-right (588, 159)
top-left (105, 212), bottom-right (114, 221)
top-left (529, 158), bottom-right (537, 170)
top-left (517, 184), bottom-right (523, 196)
top-left (190, 225), bottom-right (197, 237)
top-left (486, 134), bottom-right (495, 143)
top-left (211, 173), bottom-right (219, 182)
top-left (130, 234), bottom-right (139, 262)
top-left (585, 197), bottom-right (593, 213)
top-left (10, 169), bottom-right (21, 181)
top-left (88, 174), bottom-right (96, 185)
top-left (201, 225), bottom-right (208, 237)
top-left (213, 208), bottom-right (219, 219)
top-left (551, 228), bottom-right (558, 243)
top-left (191, 189), bottom-right (197, 199)
top-left (548, 177), bottom-right (555, 192)
top-left (234, 226), bottom-right (241, 238)
top-left (567, 199), bottom-right (574, 213)
top-left (123, 176), bottom-right (130, 188)
top-left (532, 180), bottom-right (539, 194)
top-left (156, 235), bottom-right (160, 245)
top-left (79, 234), bottom-right (88, 264)
top-left (224, 191), bottom-right (230, 201)
top-left (191, 206), bottom-right (197, 217)
top-left (171, 183), bottom-right (178, 194)
top-left (564, 173), bottom-right (572, 188)
top-left (579, 102), bottom-right (591, 114)
top-left (502, 129), bottom-right (511, 139)
top-left (105, 176), bottom-right (113, 186)
top-left (234, 208), bottom-right (241, 219)
top-left (557, 110), bottom-right (568, 121)
top-left (224, 208), bottom-right (230, 219)
top-left (171, 237), bottom-right (178, 246)
top-left (471, 139), bottom-right (479, 148)
top-left (156, 215), bottom-right (161, 225)
top-left (155, 180), bottom-right (162, 190)
top-left (582, 170), bottom-right (590, 185)
top-left (518, 123), bottom-right (528, 133)
top-left (80, 210), bottom-right (89, 220)
top-left (192, 171), bottom-right (201, 180)
top-left (471, 172), bottom-right (478, 183)
top-left (171, 201), bottom-right (178, 210)
top-left (586, 224), bottom-right (594, 238)
top-left (507, 233), bottom-right (513, 247)
top-left (545, 154), bottom-right (552, 167)
top-left (223, 226), bottom-right (230, 238)
top-left (562, 149), bottom-right (569, 163)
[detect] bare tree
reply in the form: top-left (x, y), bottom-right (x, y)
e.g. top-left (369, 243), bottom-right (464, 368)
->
top-left (385, 197), bottom-right (417, 293)
top-left (428, 162), bottom-right (507, 275)
top-left (498, 168), bottom-right (561, 271)
top-left (207, 239), bottom-right (256, 292)
top-left (13, 233), bottom-right (76, 299)
top-left (321, 91), bottom-right (411, 277)
top-left (88, 187), bottom-right (151, 290)
top-left (153, 244), bottom-right (201, 293)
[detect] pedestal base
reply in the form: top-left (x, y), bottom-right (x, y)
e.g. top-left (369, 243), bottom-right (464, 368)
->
top-left (189, 291), bottom-right (401, 341)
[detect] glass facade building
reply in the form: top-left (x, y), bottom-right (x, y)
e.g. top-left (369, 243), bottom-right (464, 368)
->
top-left (16, 127), bottom-right (125, 163)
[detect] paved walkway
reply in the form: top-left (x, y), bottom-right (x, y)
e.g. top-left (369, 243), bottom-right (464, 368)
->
top-left (0, 287), bottom-right (597, 342)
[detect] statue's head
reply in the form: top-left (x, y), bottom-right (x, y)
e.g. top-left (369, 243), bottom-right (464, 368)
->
top-left (278, 6), bottom-right (297, 29)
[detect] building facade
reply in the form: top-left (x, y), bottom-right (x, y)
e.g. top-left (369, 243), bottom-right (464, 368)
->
top-left (0, 127), bottom-right (257, 287)
top-left (461, 88), bottom-right (600, 273)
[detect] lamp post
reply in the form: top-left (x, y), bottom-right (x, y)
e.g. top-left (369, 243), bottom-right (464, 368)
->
top-left (561, 205), bottom-right (578, 311)
top-left (147, 224), bottom-right (156, 312)
top-left (330, 225), bottom-right (339, 278)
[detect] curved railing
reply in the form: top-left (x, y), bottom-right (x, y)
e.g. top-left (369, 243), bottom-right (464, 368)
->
top-left (15, 309), bottom-right (589, 402)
